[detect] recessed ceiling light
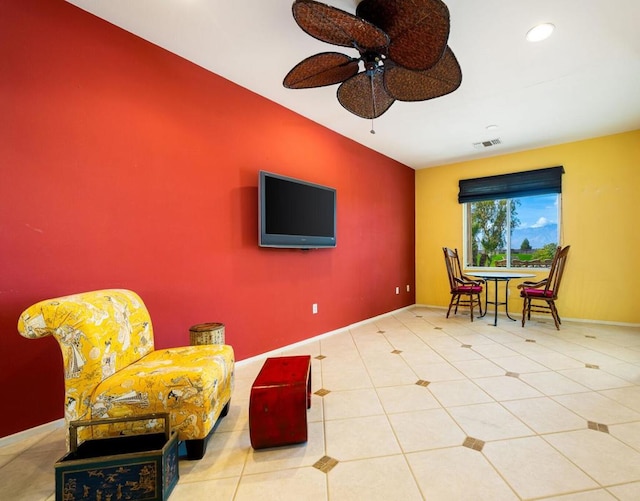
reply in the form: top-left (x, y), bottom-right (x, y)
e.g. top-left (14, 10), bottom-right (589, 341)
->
top-left (526, 23), bottom-right (555, 42)
top-left (486, 124), bottom-right (499, 131)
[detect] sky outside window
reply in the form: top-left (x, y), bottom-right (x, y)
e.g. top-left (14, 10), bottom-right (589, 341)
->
top-left (512, 194), bottom-right (559, 248)
top-left (515, 194), bottom-right (558, 229)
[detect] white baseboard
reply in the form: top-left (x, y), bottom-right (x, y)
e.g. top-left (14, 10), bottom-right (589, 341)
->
top-left (414, 303), bottom-right (640, 327)
top-left (236, 305), bottom-right (414, 368)
top-left (560, 317), bottom-right (640, 328)
top-left (0, 418), bottom-right (65, 448)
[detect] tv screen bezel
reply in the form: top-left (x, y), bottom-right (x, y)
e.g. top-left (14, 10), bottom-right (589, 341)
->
top-left (259, 170), bottom-right (337, 249)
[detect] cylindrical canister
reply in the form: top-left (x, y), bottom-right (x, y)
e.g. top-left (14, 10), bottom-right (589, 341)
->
top-left (189, 322), bottom-right (225, 345)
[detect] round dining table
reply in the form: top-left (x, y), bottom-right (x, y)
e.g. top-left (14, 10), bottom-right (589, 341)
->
top-left (468, 271), bottom-right (535, 326)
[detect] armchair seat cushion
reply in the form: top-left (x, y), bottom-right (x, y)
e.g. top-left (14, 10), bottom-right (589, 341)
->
top-left (92, 344), bottom-right (234, 440)
top-left (520, 288), bottom-right (554, 298)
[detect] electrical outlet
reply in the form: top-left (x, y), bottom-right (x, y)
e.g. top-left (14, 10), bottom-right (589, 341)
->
top-left (312, 303), bottom-right (318, 314)
top-left (395, 287), bottom-right (399, 294)
top-left (406, 285), bottom-right (411, 292)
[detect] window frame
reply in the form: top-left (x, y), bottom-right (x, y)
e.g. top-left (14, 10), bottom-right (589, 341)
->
top-left (458, 165), bottom-right (564, 269)
top-left (461, 185), bottom-right (563, 270)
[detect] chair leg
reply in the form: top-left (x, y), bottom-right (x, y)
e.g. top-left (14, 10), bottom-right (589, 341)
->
top-left (550, 301), bottom-right (562, 326)
top-left (185, 439), bottom-right (207, 460)
top-left (446, 295), bottom-right (456, 318)
top-left (469, 294), bottom-right (474, 321)
top-left (185, 399), bottom-right (231, 460)
top-left (548, 300), bottom-right (561, 330)
top-left (521, 297), bottom-right (528, 327)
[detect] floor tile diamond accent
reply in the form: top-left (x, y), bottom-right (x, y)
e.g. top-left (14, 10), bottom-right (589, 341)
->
top-left (377, 330), bottom-right (386, 334)
top-left (585, 335), bottom-right (597, 339)
top-left (391, 349), bottom-right (403, 354)
top-left (313, 455), bottom-right (339, 473)
top-left (585, 363), bottom-right (600, 369)
top-left (461, 344), bottom-right (472, 349)
top-left (525, 339), bottom-right (537, 343)
top-left (314, 388), bottom-right (331, 397)
top-left (415, 315), bottom-right (423, 318)
top-left (463, 436), bottom-right (485, 452)
top-left (588, 421), bottom-right (610, 433)
top-left (505, 371), bottom-right (520, 378)
top-left (415, 380), bottom-right (431, 387)
top-left (434, 327), bottom-right (443, 330)
top-left (314, 355), bottom-right (326, 360)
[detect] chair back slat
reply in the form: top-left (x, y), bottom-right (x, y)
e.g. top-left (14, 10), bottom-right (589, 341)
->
top-left (545, 245), bottom-right (570, 298)
top-left (443, 247), bottom-right (463, 291)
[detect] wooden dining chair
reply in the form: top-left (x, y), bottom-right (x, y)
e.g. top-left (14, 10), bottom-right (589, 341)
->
top-left (442, 247), bottom-right (484, 321)
top-left (517, 245), bottom-right (570, 329)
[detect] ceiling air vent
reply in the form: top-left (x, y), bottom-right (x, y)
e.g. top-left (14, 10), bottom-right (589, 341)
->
top-left (473, 138), bottom-right (502, 149)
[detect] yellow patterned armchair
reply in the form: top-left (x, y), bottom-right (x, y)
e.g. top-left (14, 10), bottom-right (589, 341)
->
top-left (17, 289), bottom-right (234, 460)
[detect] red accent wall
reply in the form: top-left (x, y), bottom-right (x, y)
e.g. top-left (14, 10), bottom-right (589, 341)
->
top-left (0, 0), bottom-right (415, 437)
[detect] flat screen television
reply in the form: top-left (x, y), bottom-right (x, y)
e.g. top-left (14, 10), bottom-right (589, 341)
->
top-left (259, 170), bottom-right (337, 249)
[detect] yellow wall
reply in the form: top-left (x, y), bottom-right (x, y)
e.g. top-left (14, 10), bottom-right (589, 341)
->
top-left (416, 129), bottom-right (640, 324)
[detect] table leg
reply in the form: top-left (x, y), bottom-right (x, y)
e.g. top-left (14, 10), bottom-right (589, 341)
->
top-left (504, 278), bottom-right (517, 321)
top-left (492, 278), bottom-right (498, 326)
top-left (479, 283), bottom-right (488, 318)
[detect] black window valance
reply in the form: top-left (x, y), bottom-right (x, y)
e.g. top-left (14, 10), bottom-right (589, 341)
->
top-left (458, 166), bottom-right (564, 204)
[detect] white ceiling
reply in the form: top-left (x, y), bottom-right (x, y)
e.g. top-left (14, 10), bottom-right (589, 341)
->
top-left (66, 0), bottom-right (640, 169)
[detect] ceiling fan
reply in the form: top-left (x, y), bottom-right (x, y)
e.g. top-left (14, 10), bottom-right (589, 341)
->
top-left (283, 0), bottom-right (462, 121)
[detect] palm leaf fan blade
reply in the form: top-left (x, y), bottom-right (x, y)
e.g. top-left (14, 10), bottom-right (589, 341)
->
top-left (284, 53), bottom-right (360, 89)
top-left (356, 0), bottom-right (450, 71)
top-left (337, 71), bottom-right (395, 119)
top-left (292, 0), bottom-right (389, 52)
top-left (385, 47), bottom-right (462, 101)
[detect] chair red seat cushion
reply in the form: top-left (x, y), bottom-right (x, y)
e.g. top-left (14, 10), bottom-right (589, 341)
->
top-left (456, 285), bottom-right (482, 293)
top-left (521, 288), bottom-right (554, 298)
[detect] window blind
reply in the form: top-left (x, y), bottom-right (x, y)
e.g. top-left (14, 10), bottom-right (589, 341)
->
top-left (458, 166), bottom-right (564, 204)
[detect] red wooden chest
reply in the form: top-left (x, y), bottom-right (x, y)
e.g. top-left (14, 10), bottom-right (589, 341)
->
top-left (249, 355), bottom-right (311, 449)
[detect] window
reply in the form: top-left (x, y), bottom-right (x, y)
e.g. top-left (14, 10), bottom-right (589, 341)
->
top-left (464, 193), bottom-right (561, 268)
top-left (458, 166), bottom-right (564, 269)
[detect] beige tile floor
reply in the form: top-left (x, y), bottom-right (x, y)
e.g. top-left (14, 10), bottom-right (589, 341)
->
top-left (2, 306), bottom-right (640, 500)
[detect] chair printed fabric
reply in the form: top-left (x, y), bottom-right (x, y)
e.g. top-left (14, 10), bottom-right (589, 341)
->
top-left (443, 247), bottom-right (484, 321)
top-left (92, 345), bottom-right (233, 439)
top-left (17, 289), bottom-right (234, 452)
top-left (518, 245), bottom-right (570, 329)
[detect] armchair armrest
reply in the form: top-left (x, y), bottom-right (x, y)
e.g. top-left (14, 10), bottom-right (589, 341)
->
top-left (457, 275), bottom-right (484, 286)
top-left (517, 278), bottom-right (548, 289)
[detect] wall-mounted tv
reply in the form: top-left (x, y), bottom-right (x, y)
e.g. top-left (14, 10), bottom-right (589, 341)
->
top-left (259, 170), bottom-right (337, 249)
